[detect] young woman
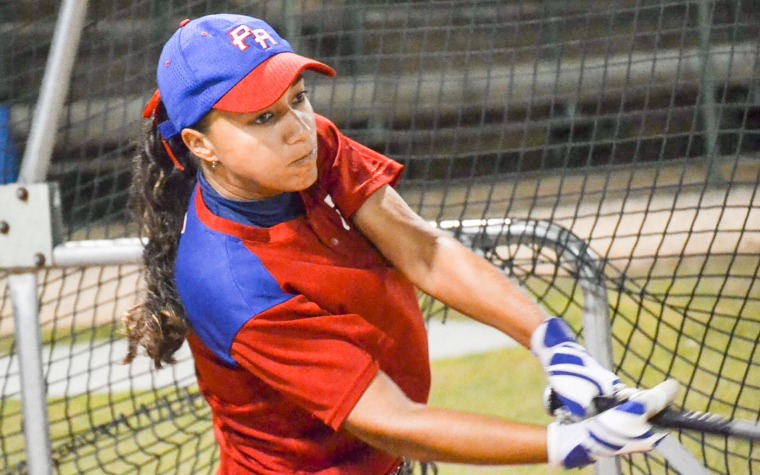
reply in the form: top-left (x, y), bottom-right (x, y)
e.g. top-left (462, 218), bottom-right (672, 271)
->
top-left (124, 13), bottom-right (674, 474)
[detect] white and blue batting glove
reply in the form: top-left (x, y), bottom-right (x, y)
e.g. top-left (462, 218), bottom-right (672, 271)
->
top-left (547, 379), bottom-right (678, 469)
top-left (531, 317), bottom-right (624, 418)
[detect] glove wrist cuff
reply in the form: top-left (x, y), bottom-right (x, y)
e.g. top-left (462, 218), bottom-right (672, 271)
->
top-left (529, 317), bottom-right (551, 357)
top-left (531, 317), bottom-right (578, 364)
top-left (546, 421), bottom-right (563, 468)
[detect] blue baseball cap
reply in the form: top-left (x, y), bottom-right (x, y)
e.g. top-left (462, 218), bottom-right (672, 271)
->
top-left (148, 14), bottom-right (336, 139)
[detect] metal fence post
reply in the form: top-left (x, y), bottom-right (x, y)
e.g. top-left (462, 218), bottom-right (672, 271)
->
top-left (697, 0), bottom-right (723, 186)
top-left (9, 273), bottom-right (52, 475)
top-left (18, 0), bottom-right (88, 185)
top-left (10, 1), bottom-right (89, 474)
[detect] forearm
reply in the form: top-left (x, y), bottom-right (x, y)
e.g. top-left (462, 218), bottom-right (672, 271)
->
top-left (416, 234), bottom-right (546, 347)
top-left (351, 404), bottom-right (547, 464)
top-left (344, 372), bottom-right (547, 465)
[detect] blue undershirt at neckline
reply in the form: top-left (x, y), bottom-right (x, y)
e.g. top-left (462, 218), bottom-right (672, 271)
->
top-left (197, 172), bottom-right (305, 228)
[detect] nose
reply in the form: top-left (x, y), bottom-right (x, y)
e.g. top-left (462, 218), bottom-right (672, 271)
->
top-left (285, 107), bottom-right (312, 145)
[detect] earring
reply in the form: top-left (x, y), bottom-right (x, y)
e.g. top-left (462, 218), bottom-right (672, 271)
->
top-left (210, 161), bottom-right (219, 171)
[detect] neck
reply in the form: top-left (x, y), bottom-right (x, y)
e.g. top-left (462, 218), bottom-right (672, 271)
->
top-left (200, 169), bottom-right (279, 201)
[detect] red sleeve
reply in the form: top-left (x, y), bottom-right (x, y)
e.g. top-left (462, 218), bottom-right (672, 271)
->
top-left (229, 294), bottom-right (393, 430)
top-left (315, 114), bottom-right (404, 218)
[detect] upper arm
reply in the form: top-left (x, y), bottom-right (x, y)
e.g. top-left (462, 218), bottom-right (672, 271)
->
top-left (352, 185), bottom-right (445, 287)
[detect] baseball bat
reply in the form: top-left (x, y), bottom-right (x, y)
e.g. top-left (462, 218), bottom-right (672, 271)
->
top-left (548, 391), bottom-right (760, 440)
top-left (596, 395), bottom-right (760, 440)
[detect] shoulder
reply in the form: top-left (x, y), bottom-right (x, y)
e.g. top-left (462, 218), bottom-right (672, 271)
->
top-left (174, 191), bottom-right (294, 366)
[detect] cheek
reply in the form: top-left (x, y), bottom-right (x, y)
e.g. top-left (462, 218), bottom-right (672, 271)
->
top-left (242, 156), bottom-right (282, 184)
top-left (220, 136), bottom-right (272, 172)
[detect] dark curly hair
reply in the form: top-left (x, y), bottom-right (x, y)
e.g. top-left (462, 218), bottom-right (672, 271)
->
top-left (123, 100), bottom-right (204, 369)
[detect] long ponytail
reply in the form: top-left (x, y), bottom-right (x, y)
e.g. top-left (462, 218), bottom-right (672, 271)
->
top-left (123, 100), bottom-right (199, 368)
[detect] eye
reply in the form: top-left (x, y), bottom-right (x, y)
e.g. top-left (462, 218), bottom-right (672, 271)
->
top-left (253, 112), bottom-right (274, 125)
top-left (293, 89), bottom-right (309, 105)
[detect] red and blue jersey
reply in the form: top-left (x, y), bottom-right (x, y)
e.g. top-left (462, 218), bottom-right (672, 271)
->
top-left (174, 114), bottom-right (431, 474)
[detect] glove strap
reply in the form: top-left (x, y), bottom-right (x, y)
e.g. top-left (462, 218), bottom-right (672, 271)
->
top-left (547, 421), bottom-right (596, 469)
top-left (530, 317), bottom-right (578, 361)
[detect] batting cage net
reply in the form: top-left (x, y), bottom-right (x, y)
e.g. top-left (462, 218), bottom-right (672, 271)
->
top-left (1, 0), bottom-right (758, 474)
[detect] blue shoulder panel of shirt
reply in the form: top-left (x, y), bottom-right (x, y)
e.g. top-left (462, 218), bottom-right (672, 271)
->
top-left (174, 187), bottom-right (295, 367)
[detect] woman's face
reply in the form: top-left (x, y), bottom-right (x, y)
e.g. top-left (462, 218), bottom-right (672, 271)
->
top-left (185, 78), bottom-right (319, 200)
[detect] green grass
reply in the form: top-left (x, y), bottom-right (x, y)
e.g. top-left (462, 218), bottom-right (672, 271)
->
top-left (0, 321), bottom-right (120, 356)
top-left (1, 388), bottom-right (217, 474)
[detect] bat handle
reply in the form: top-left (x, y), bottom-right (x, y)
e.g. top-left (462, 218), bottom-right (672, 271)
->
top-left (592, 395), bottom-right (620, 413)
top-left (550, 391), bottom-right (760, 440)
top-left (594, 395), bottom-right (756, 440)
top-left (592, 394), bottom-right (684, 424)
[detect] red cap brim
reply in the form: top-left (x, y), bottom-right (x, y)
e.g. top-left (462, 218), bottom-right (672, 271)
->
top-left (212, 52), bottom-right (336, 113)
top-left (142, 89), bottom-right (161, 119)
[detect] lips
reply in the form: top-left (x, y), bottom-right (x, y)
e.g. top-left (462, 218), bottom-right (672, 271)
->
top-left (291, 147), bottom-right (317, 166)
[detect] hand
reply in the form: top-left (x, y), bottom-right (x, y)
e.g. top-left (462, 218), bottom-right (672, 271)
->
top-left (547, 379), bottom-right (678, 469)
top-left (531, 317), bottom-right (623, 418)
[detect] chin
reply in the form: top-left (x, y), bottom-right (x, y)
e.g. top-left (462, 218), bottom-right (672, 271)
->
top-left (291, 168), bottom-right (319, 192)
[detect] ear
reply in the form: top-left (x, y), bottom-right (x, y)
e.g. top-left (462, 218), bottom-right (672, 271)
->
top-left (181, 128), bottom-right (216, 164)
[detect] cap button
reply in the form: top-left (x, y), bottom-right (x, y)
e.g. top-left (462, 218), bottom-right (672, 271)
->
top-left (179, 18), bottom-right (190, 27)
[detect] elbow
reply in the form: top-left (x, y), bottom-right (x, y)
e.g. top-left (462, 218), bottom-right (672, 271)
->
top-left (343, 372), bottom-right (435, 461)
top-left (405, 234), bottom-right (459, 295)
top-left (346, 403), bottom-right (437, 462)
